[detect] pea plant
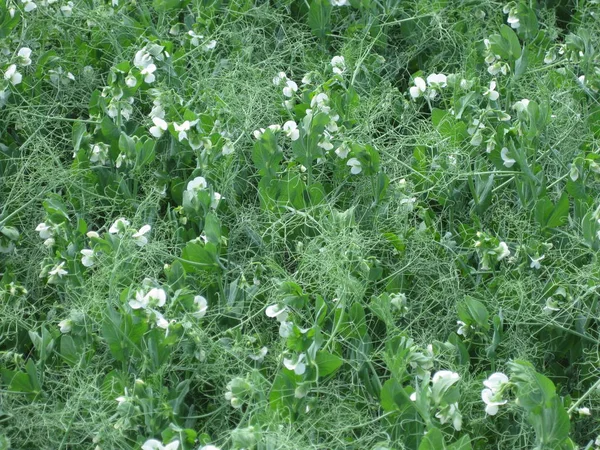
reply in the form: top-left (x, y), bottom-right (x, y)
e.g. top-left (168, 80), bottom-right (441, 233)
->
top-left (1, 0), bottom-right (600, 449)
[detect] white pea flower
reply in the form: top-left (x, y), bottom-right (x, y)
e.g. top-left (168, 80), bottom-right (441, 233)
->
top-left (543, 297), bottom-right (561, 314)
top-left (318, 138), bottom-right (333, 151)
top-left (283, 353), bottom-right (306, 375)
top-left (199, 446), bottom-right (220, 450)
top-left (507, 11), bottom-right (520, 29)
top-left (481, 388), bottom-right (507, 415)
top-left (272, 71), bottom-right (287, 86)
top-left (149, 117), bottom-right (168, 138)
top-left (310, 92), bottom-right (330, 113)
top-left (80, 249), bottom-right (95, 267)
top-left (109, 217), bottom-right (130, 234)
top-left (87, 231), bottom-right (100, 238)
top-left (513, 98), bottom-right (530, 113)
top-left (49, 261), bottom-right (68, 278)
top-left (145, 288), bottom-right (167, 308)
top-left (265, 303), bottom-right (288, 322)
top-left (141, 439), bottom-right (180, 450)
top-left (132, 225), bottom-right (151, 246)
top-left (436, 402), bottom-right (462, 431)
top-left (188, 30), bottom-right (203, 47)
top-left (496, 242), bottom-right (510, 261)
top-left (58, 319), bottom-right (72, 333)
top-left (17, 47), bottom-right (32, 66)
top-left (331, 55), bottom-right (346, 74)
top-left (211, 192), bottom-right (222, 209)
top-left (90, 143), bottom-right (109, 165)
top-left (335, 143), bottom-right (349, 159)
top-left (203, 40), bottom-right (217, 51)
top-left (43, 237), bottom-right (55, 247)
top-left (577, 407), bottom-right (591, 416)
top-left (125, 74), bottom-right (137, 87)
top-left (283, 120), bottom-right (299, 141)
top-left (140, 63), bottom-right (156, 83)
top-left (483, 80), bottom-right (499, 101)
top-left (150, 102), bottom-right (165, 119)
top-left (347, 157), bottom-right (362, 175)
top-left (409, 77), bottom-right (426, 99)
top-left (173, 121), bottom-right (191, 141)
top-left (483, 372), bottom-right (509, 392)
top-left (222, 139), bottom-right (235, 155)
top-left (4, 64), bottom-right (22, 86)
top-left (301, 73), bottom-right (312, 85)
top-left (544, 49), bottom-right (556, 64)
top-left (36, 222), bottom-right (53, 239)
top-left (456, 320), bottom-right (469, 337)
top-left (500, 147), bottom-right (516, 168)
top-left (187, 176), bottom-right (207, 192)
top-left (426, 73), bottom-right (447, 87)
top-left (410, 392), bottom-right (417, 401)
top-left (22, 0), bottom-right (37, 12)
top-left (529, 254), bottom-right (545, 269)
top-left (133, 50), bottom-right (153, 71)
top-left (249, 346), bottom-right (268, 362)
top-left (192, 295), bottom-right (208, 318)
top-left (282, 79), bottom-right (298, 98)
top-left (331, 0), bottom-right (349, 5)
top-left (279, 321), bottom-right (293, 338)
top-left (60, 1), bottom-right (73, 16)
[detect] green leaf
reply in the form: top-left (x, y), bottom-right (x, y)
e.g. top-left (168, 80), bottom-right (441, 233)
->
top-left (460, 296), bottom-right (489, 330)
top-left (101, 116), bottom-right (120, 142)
top-left (419, 427), bottom-right (445, 450)
top-left (315, 351), bottom-right (343, 377)
top-left (448, 435), bottom-right (472, 450)
top-left (203, 212), bottom-right (221, 244)
top-left (72, 121), bottom-right (86, 153)
top-left (180, 241), bottom-right (221, 273)
top-left (546, 193), bottom-right (569, 229)
top-left (500, 24), bottom-right (522, 59)
top-left (308, 0), bottom-right (332, 39)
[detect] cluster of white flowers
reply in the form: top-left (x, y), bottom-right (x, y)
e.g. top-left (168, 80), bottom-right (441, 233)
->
top-left (483, 39), bottom-right (510, 76)
top-left (186, 30), bottom-right (217, 51)
top-left (410, 370), bottom-right (462, 430)
top-left (481, 372), bottom-right (509, 415)
top-left (133, 49), bottom-right (157, 84)
top-left (129, 284), bottom-right (172, 329)
top-left (107, 217), bottom-right (152, 246)
top-left (2, 47), bottom-right (32, 104)
top-left (184, 176), bottom-right (222, 210)
top-left (503, 2), bottom-right (520, 29)
top-left (409, 73), bottom-right (447, 100)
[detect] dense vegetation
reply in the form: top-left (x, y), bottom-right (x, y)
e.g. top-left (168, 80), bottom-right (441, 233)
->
top-left (1, 0), bottom-right (600, 448)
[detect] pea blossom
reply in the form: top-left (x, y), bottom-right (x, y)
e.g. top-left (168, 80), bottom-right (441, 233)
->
top-left (481, 372), bottom-right (509, 416)
top-left (129, 287), bottom-right (167, 310)
top-left (331, 55), bottom-right (346, 74)
top-left (283, 353), bottom-right (306, 375)
top-left (17, 47), bottom-right (32, 66)
top-left (149, 117), bottom-right (168, 138)
top-left (80, 249), bottom-right (95, 267)
top-left (49, 261), bottom-right (68, 278)
top-left (265, 303), bottom-right (288, 322)
top-left (409, 77), bottom-right (426, 99)
top-left (192, 295), bottom-right (208, 318)
top-left (187, 176), bottom-right (207, 192)
top-left (109, 217), bottom-right (130, 235)
top-left (483, 80), bottom-right (499, 101)
top-left (132, 225), bottom-right (151, 246)
top-left (282, 79), bottom-right (298, 98)
top-left (529, 254), bottom-right (545, 269)
top-left (4, 64), bottom-right (22, 86)
top-left (36, 222), bottom-right (53, 239)
top-left (500, 147), bottom-right (516, 168)
top-left (283, 120), bottom-right (299, 141)
top-left (173, 121), bottom-right (191, 141)
top-left (141, 439), bottom-right (180, 450)
top-left (347, 157), bottom-right (362, 175)
top-left (58, 319), bottom-right (72, 333)
top-left (22, 0), bottom-right (37, 12)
